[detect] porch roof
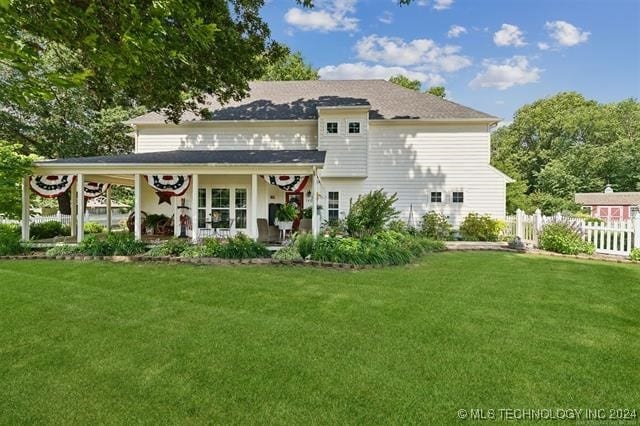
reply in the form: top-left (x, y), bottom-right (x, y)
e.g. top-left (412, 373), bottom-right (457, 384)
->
top-left (36, 150), bottom-right (326, 167)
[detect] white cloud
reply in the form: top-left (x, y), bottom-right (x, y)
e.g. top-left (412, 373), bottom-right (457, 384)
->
top-left (537, 42), bottom-right (550, 51)
top-left (318, 62), bottom-right (446, 86)
top-left (416, 0), bottom-right (428, 6)
top-left (469, 56), bottom-right (541, 90)
top-left (355, 34), bottom-right (471, 72)
top-left (545, 20), bottom-right (590, 46)
top-left (433, 0), bottom-right (454, 10)
top-left (284, 0), bottom-right (358, 32)
top-left (378, 11), bottom-right (393, 24)
top-left (447, 25), bottom-right (467, 38)
top-left (493, 24), bottom-right (526, 47)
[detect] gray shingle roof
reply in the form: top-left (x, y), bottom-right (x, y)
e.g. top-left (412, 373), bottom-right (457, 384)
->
top-left (129, 80), bottom-right (498, 123)
top-left (575, 192), bottom-right (640, 206)
top-left (38, 150), bottom-right (326, 165)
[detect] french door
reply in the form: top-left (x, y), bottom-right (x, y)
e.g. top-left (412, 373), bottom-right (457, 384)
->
top-left (197, 187), bottom-right (248, 231)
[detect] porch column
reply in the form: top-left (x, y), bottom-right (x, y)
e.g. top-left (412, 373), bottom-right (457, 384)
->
top-left (191, 174), bottom-right (199, 243)
top-left (311, 168), bottom-right (319, 236)
top-left (21, 176), bottom-right (30, 241)
top-left (106, 185), bottom-right (112, 232)
top-left (251, 173), bottom-right (258, 239)
top-left (76, 173), bottom-right (85, 242)
top-left (134, 174), bottom-right (142, 241)
top-left (70, 179), bottom-right (77, 238)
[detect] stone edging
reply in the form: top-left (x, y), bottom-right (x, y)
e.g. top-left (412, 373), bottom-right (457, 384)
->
top-left (0, 254), bottom-right (387, 269)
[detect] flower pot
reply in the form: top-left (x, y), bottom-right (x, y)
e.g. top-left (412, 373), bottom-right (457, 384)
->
top-left (278, 221), bottom-right (293, 231)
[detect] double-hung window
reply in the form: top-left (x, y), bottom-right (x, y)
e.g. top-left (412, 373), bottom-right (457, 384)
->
top-left (430, 191), bottom-right (442, 203)
top-left (328, 192), bottom-right (340, 222)
top-left (452, 191), bottom-right (464, 203)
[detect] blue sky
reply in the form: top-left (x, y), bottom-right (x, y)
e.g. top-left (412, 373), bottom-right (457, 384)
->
top-left (261, 0), bottom-right (640, 122)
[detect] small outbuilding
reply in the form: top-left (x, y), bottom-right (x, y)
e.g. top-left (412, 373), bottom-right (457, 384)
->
top-left (575, 185), bottom-right (640, 220)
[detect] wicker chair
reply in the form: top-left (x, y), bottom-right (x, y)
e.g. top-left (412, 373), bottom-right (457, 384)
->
top-left (257, 218), bottom-right (279, 243)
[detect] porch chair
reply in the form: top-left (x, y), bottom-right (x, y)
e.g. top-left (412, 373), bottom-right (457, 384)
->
top-left (257, 218), bottom-right (279, 243)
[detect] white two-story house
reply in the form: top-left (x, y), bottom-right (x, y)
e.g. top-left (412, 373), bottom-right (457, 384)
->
top-left (25, 80), bottom-right (512, 242)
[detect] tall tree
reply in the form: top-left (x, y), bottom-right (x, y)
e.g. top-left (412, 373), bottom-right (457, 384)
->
top-left (261, 51), bottom-right (318, 81)
top-left (426, 86), bottom-right (446, 98)
top-left (0, 0), bottom-right (286, 122)
top-left (389, 75), bottom-right (421, 91)
top-left (0, 141), bottom-right (35, 218)
top-left (491, 92), bottom-right (640, 214)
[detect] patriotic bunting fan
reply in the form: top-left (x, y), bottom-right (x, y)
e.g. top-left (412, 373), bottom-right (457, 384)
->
top-left (84, 182), bottom-right (110, 199)
top-left (262, 175), bottom-right (309, 192)
top-left (146, 175), bottom-right (191, 205)
top-left (30, 175), bottom-right (76, 198)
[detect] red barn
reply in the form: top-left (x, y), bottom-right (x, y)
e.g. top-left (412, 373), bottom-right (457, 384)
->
top-left (575, 186), bottom-right (640, 221)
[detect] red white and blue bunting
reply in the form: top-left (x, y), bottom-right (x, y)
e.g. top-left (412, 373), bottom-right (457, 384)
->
top-left (262, 175), bottom-right (309, 192)
top-left (145, 175), bottom-right (191, 196)
top-left (30, 176), bottom-right (112, 199)
top-left (146, 175), bottom-right (191, 205)
top-left (83, 182), bottom-right (110, 199)
top-left (30, 175), bottom-right (76, 198)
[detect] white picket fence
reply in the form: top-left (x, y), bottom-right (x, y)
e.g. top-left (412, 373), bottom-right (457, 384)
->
top-left (505, 209), bottom-right (640, 257)
top-left (0, 212), bottom-right (128, 228)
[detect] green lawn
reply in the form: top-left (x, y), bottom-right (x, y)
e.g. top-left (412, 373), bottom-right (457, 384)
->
top-left (1, 253), bottom-right (638, 424)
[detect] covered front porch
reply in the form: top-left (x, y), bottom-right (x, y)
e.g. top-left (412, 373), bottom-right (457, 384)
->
top-left (23, 150), bottom-right (325, 243)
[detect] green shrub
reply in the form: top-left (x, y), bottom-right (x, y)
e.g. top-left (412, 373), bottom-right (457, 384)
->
top-left (272, 245), bottom-right (303, 261)
top-left (218, 234), bottom-right (270, 259)
top-left (459, 213), bottom-right (504, 241)
top-left (573, 212), bottom-right (604, 224)
top-left (345, 189), bottom-right (399, 237)
top-left (320, 218), bottom-right (347, 236)
top-left (538, 222), bottom-right (595, 255)
top-left (386, 219), bottom-right (419, 235)
top-left (30, 221), bottom-right (70, 240)
top-left (46, 244), bottom-right (81, 256)
top-left (310, 231), bottom-right (444, 265)
top-left (84, 222), bottom-right (105, 234)
top-left (0, 226), bottom-right (24, 255)
top-left (630, 248), bottom-right (640, 261)
top-left (77, 233), bottom-right (147, 256)
top-left (145, 237), bottom-right (191, 257)
top-left (294, 233), bottom-right (316, 259)
top-left (0, 223), bottom-right (20, 235)
top-left (421, 211), bottom-right (453, 240)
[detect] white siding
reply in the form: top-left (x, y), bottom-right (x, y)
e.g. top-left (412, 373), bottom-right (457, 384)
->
top-left (318, 111), bottom-right (368, 177)
top-left (136, 123), bottom-right (317, 153)
top-left (319, 122), bottom-right (507, 227)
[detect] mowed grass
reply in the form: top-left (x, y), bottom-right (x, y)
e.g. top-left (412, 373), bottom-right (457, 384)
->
top-left (0, 253), bottom-right (638, 424)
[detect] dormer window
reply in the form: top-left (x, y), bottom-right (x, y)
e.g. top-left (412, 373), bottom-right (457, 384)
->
top-left (348, 122), bottom-right (360, 134)
top-left (326, 122), bottom-right (338, 134)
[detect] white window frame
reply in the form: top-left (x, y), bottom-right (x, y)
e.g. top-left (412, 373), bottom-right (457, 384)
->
top-left (430, 191), bottom-right (442, 203)
top-left (347, 121), bottom-right (361, 134)
top-left (325, 121), bottom-right (339, 135)
top-left (452, 191), bottom-right (464, 203)
top-left (198, 185), bottom-right (250, 231)
top-left (327, 191), bottom-right (340, 222)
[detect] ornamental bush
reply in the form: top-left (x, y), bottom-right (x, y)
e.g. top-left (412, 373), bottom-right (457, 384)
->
top-left (421, 211), bottom-right (453, 240)
top-left (84, 222), bottom-right (105, 234)
top-left (30, 221), bottom-right (70, 240)
top-left (77, 233), bottom-right (147, 256)
top-left (310, 231), bottom-right (444, 265)
top-left (630, 248), bottom-right (640, 261)
top-left (345, 189), bottom-right (399, 238)
top-left (272, 245), bottom-right (303, 261)
top-left (459, 213), bottom-right (504, 242)
top-left (46, 244), bottom-right (81, 256)
top-left (218, 233), bottom-right (270, 259)
top-left (294, 233), bottom-right (316, 259)
top-left (538, 222), bottom-right (595, 255)
top-left (145, 237), bottom-right (191, 257)
top-left (0, 225), bottom-right (24, 255)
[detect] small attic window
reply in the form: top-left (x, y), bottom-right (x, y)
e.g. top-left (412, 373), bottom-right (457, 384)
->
top-left (348, 122), bottom-right (360, 134)
top-left (326, 122), bottom-right (338, 134)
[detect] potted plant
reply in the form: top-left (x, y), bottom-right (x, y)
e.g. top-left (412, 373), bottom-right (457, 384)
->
top-left (276, 204), bottom-right (299, 231)
top-left (144, 213), bottom-right (168, 235)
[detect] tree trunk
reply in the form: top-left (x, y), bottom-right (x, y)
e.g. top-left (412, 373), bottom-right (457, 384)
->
top-left (58, 190), bottom-right (71, 215)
